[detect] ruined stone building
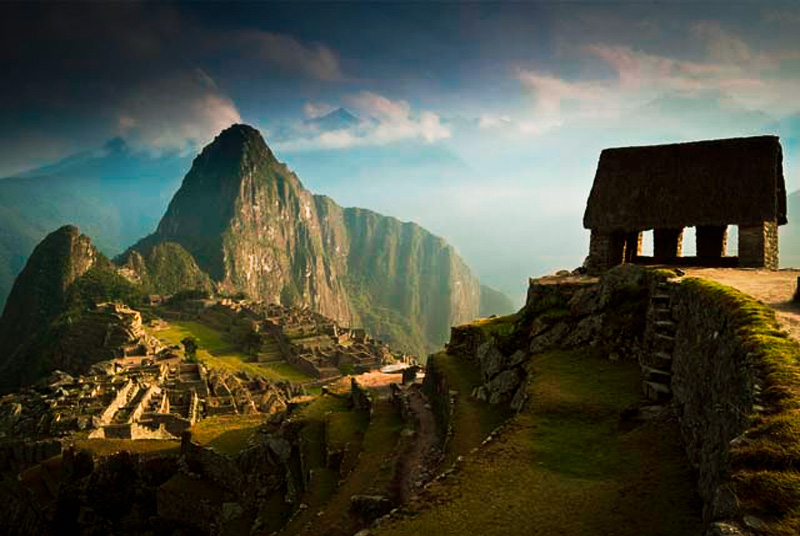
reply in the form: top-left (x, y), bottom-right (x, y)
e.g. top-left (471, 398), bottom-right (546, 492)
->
top-left (583, 136), bottom-right (787, 273)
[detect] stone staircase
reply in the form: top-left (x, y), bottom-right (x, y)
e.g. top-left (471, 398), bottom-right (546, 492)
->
top-left (642, 282), bottom-right (676, 402)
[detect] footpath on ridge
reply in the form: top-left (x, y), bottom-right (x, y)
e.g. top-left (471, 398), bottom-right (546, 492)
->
top-left (681, 268), bottom-right (800, 341)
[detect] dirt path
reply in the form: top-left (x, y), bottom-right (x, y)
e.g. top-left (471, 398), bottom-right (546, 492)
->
top-left (681, 268), bottom-right (800, 341)
top-left (397, 387), bottom-right (440, 502)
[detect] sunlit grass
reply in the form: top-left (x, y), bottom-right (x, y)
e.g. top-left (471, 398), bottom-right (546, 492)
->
top-left (189, 413), bottom-right (268, 456)
top-left (152, 319), bottom-right (314, 383)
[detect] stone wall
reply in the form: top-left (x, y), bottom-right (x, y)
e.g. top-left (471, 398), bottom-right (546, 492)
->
top-left (739, 220), bottom-right (779, 269)
top-left (519, 266), bottom-right (793, 535)
top-left (587, 230), bottom-right (624, 274)
top-left (668, 282), bottom-right (755, 525)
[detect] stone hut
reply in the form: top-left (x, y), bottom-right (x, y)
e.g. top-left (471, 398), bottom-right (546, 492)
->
top-left (583, 136), bottom-right (786, 273)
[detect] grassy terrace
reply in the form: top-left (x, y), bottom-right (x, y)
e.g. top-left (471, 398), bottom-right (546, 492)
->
top-left (430, 351), bottom-right (511, 467)
top-left (189, 413), bottom-right (269, 456)
top-left (683, 278), bottom-right (800, 536)
top-left (152, 319), bottom-right (314, 383)
top-left (377, 349), bottom-right (702, 536)
top-left (280, 387), bottom-right (404, 536)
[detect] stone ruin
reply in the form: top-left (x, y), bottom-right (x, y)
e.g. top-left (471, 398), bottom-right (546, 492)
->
top-left (583, 136), bottom-right (787, 274)
top-left (0, 321), bottom-right (302, 443)
top-left (253, 302), bottom-right (415, 379)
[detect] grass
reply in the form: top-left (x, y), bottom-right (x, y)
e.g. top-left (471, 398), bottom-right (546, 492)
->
top-left (429, 351), bottom-right (512, 466)
top-left (682, 278), bottom-right (800, 535)
top-left (189, 413), bottom-right (268, 456)
top-left (472, 313), bottom-right (519, 339)
top-left (326, 408), bottom-right (370, 475)
top-left (151, 319), bottom-right (314, 383)
top-left (71, 438), bottom-right (180, 457)
top-left (283, 398), bottom-right (404, 536)
top-left (375, 350), bottom-right (702, 536)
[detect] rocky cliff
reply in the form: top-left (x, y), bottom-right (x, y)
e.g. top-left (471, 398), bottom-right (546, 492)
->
top-left (125, 124), bottom-right (488, 354)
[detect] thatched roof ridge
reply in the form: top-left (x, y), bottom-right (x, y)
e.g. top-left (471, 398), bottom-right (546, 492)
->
top-left (583, 136), bottom-right (786, 232)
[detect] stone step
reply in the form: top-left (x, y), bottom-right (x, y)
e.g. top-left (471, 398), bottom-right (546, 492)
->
top-left (642, 351), bottom-right (673, 370)
top-left (643, 380), bottom-right (672, 402)
top-left (653, 308), bottom-right (672, 321)
top-left (651, 293), bottom-right (670, 302)
top-left (641, 365), bottom-right (671, 385)
top-left (654, 320), bottom-right (676, 331)
top-left (654, 333), bottom-right (675, 350)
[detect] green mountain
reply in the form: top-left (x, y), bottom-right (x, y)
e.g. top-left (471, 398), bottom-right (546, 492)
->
top-left (0, 225), bottom-right (145, 392)
top-left (480, 284), bottom-right (516, 317)
top-left (0, 139), bottom-right (189, 309)
top-left (125, 124), bottom-right (508, 354)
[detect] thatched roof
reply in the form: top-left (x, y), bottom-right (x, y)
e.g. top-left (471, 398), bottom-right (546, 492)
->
top-left (583, 136), bottom-right (786, 232)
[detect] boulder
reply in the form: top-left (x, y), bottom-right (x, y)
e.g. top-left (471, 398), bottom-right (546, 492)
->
top-left (486, 369), bottom-right (520, 405)
top-left (568, 285), bottom-right (602, 317)
top-left (476, 341), bottom-right (506, 380)
top-left (562, 314), bottom-right (604, 348)
top-left (529, 322), bottom-right (570, 354)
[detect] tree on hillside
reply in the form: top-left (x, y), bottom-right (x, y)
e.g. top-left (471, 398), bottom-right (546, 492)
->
top-left (242, 328), bottom-right (263, 358)
top-left (181, 336), bottom-right (198, 362)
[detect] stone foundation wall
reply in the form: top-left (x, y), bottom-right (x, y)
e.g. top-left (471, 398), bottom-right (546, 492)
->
top-left (669, 283), bottom-right (755, 524)
top-left (586, 231), bottom-right (624, 274)
top-left (739, 220), bottom-right (779, 269)
top-left (520, 266), bottom-right (773, 535)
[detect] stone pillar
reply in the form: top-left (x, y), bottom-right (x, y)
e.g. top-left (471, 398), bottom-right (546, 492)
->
top-left (586, 230), bottom-right (625, 274)
top-left (653, 228), bottom-right (683, 260)
top-left (739, 221), bottom-right (779, 270)
top-left (696, 225), bottom-right (728, 259)
top-left (623, 231), bottom-right (642, 263)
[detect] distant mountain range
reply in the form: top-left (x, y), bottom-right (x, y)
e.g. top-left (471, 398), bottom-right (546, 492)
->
top-left (0, 139), bottom-right (191, 306)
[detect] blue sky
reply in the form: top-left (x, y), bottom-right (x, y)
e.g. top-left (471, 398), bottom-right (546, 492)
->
top-left (2, 1), bottom-right (799, 301)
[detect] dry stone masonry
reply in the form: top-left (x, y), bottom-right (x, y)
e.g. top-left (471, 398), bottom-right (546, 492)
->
top-left (583, 136), bottom-right (786, 273)
top-left (518, 265), bottom-right (788, 536)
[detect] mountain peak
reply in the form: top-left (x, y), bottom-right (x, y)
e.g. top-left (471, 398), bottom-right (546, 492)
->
top-left (196, 123), bottom-right (278, 170)
top-left (0, 224), bottom-right (99, 365)
top-left (306, 108), bottom-right (360, 131)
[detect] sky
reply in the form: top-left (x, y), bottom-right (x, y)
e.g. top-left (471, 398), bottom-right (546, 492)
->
top-left (2, 1), bottom-right (800, 302)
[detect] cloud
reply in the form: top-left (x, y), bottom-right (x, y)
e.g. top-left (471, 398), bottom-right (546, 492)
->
top-left (513, 20), bottom-right (800, 137)
top-left (118, 69), bottom-right (241, 154)
top-left (240, 31), bottom-right (343, 81)
top-left (276, 92), bottom-right (451, 152)
top-left (478, 114), bottom-right (512, 129)
top-left (345, 92), bottom-right (412, 121)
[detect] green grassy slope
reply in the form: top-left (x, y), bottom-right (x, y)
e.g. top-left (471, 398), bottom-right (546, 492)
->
top-left (377, 349), bottom-right (702, 536)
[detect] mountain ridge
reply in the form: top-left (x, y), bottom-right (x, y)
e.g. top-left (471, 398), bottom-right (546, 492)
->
top-left (124, 124), bottom-right (499, 354)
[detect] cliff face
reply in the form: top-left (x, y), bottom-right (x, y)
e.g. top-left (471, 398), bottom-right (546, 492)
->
top-left (127, 124), bottom-right (482, 353)
top-left (0, 225), bottom-right (98, 361)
